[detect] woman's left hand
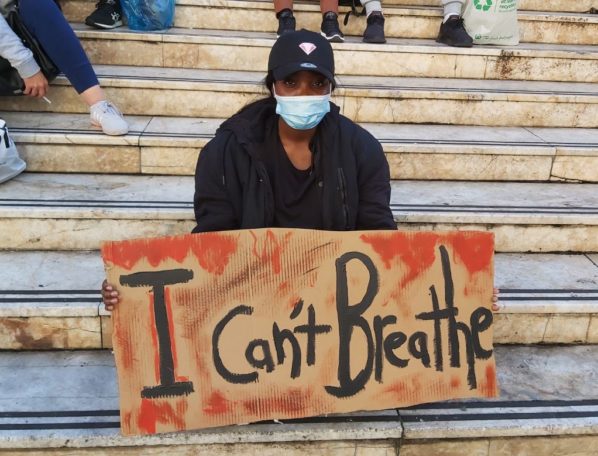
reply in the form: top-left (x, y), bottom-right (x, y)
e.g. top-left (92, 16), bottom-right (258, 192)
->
top-left (492, 287), bottom-right (500, 312)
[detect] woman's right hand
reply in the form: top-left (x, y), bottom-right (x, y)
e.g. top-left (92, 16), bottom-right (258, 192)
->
top-left (23, 71), bottom-right (48, 98)
top-left (102, 279), bottom-right (120, 311)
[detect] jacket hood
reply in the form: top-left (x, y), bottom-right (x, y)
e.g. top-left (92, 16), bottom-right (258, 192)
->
top-left (218, 97), bottom-right (277, 148)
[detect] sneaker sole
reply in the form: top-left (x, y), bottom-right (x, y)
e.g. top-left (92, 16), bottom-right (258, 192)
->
top-left (321, 31), bottom-right (345, 43)
top-left (85, 19), bottom-right (123, 29)
top-left (90, 120), bottom-right (129, 136)
top-left (363, 37), bottom-right (387, 44)
top-left (435, 37), bottom-right (473, 48)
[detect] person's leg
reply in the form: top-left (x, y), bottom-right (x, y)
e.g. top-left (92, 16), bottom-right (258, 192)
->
top-left (320, 0), bottom-right (344, 42)
top-left (362, 0), bottom-right (382, 16)
top-left (437, 0), bottom-right (472, 47)
top-left (18, 0), bottom-right (128, 135)
top-left (442, 0), bottom-right (464, 21)
top-left (361, 0), bottom-right (385, 43)
top-left (80, 85), bottom-right (106, 106)
top-left (274, 0), bottom-right (293, 13)
top-left (19, 0), bottom-right (99, 95)
top-left (320, 0), bottom-right (338, 14)
top-left (274, 0), bottom-right (296, 36)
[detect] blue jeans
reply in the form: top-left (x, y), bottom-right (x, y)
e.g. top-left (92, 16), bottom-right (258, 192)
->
top-left (20, 0), bottom-right (99, 94)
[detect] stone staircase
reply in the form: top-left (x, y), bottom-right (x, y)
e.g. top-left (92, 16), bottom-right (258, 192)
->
top-left (0, 0), bottom-right (596, 454)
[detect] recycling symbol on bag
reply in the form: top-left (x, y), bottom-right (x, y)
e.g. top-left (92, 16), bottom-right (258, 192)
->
top-left (474, 0), bottom-right (493, 11)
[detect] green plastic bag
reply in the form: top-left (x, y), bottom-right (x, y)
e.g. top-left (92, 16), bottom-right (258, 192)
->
top-left (463, 0), bottom-right (519, 45)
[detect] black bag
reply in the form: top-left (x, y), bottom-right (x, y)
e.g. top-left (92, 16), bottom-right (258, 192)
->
top-left (339, 0), bottom-right (366, 26)
top-left (0, 5), bottom-right (60, 96)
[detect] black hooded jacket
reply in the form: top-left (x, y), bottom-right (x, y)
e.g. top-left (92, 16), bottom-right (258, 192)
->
top-left (192, 97), bottom-right (396, 233)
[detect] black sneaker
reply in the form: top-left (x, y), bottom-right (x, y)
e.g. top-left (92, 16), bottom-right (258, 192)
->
top-left (436, 15), bottom-right (473, 47)
top-left (85, 0), bottom-right (123, 29)
top-left (276, 9), bottom-right (296, 38)
top-left (363, 11), bottom-right (386, 43)
top-left (321, 11), bottom-right (345, 43)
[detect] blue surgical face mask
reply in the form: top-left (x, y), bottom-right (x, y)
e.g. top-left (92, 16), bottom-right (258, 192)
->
top-left (274, 88), bottom-right (331, 130)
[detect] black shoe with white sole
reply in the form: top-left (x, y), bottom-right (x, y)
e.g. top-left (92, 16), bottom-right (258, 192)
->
top-left (85, 0), bottom-right (123, 29)
top-left (321, 11), bottom-right (345, 43)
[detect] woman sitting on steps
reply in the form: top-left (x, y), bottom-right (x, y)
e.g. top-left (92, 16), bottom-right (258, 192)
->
top-left (101, 29), bottom-right (499, 311)
top-left (0, 0), bottom-right (128, 135)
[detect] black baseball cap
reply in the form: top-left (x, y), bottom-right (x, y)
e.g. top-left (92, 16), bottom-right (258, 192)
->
top-left (268, 29), bottom-right (335, 82)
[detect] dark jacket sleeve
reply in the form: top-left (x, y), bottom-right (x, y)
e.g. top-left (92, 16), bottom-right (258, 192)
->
top-left (192, 132), bottom-right (240, 233)
top-left (353, 126), bottom-right (397, 230)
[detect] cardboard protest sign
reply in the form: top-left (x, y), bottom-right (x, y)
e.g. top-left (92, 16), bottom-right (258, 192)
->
top-left (101, 228), bottom-right (498, 436)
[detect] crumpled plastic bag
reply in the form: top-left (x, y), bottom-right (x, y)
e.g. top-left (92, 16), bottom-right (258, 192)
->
top-left (0, 119), bottom-right (26, 184)
top-left (121, 0), bottom-right (175, 31)
top-left (463, 0), bottom-right (519, 45)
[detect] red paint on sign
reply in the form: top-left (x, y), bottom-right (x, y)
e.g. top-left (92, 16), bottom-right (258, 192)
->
top-left (384, 380), bottom-right (422, 404)
top-left (101, 237), bottom-right (188, 270)
top-left (251, 230), bottom-right (292, 274)
top-left (101, 233), bottom-right (238, 273)
top-left (203, 390), bottom-right (230, 415)
top-left (175, 401), bottom-right (188, 430)
top-left (447, 232), bottom-right (493, 276)
top-left (278, 280), bottom-right (290, 294)
top-left (481, 364), bottom-right (497, 397)
top-left (450, 376), bottom-right (461, 389)
top-left (361, 232), bottom-right (440, 287)
top-left (138, 399), bottom-right (187, 434)
top-left (288, 295), bottom-right (302, 309)
top-left (189, 232), bottom-right (239, 275)
top-left (243, 388), bottom-right (308, 416)
top-left (385, 380), bottom-right (408, 397)
top-left (121, 411), bottom-right (132, 435)
top-left (113, 314), bottom-right (134, 370)
top-left (325, 292), bottom-right (335, 307)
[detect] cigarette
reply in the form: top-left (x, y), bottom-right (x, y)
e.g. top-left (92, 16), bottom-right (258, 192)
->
top-left (42, 96), bottom-right (52, 104)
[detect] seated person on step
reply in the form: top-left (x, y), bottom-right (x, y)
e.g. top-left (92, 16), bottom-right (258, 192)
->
top-left (275, 0), bottom-right (387, 43)
top-left (101, 29), bottom-right (499, 310)
top-left (0, 0), bottom-right (128, 135)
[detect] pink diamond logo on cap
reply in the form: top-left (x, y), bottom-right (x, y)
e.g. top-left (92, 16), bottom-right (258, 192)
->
top-left (268, 30), bottom-right (334, 82)
top-left (299, 42), bottom-right (317, 55)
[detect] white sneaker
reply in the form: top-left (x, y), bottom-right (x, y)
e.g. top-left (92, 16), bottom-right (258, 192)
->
top-left (90, 100), bottom-right (129, 136)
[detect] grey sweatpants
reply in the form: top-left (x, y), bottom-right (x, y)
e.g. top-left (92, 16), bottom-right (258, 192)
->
top-left (360, 0), bottom-right (382, 14)
top-left (359, 0), bottom-right (465, 16)
top-left (442, 0), bottom-right (465, 16)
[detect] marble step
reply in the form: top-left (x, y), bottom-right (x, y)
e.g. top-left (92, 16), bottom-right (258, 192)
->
top-left (61, 0), bottom-right (598, 45)
top-left (0, 66), bottom-right (596, 128)
top-left (3, 112), bottom-right (597, 182)
top-left (0, 173), bottom-right (597, 252)
top-left (0, 346), bottom-right (596, 454)
top-left (0, 250), bottom-right (596, 350)
top-left (73, 25), bottom-right (598, 83)
top-left (387, 0), bottom-right (597, 12)
top-left (63, 0), bottom-right (598, 16)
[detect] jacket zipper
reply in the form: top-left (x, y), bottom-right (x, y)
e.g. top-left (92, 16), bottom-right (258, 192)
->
top-left (257, 163), bottom-right (274, 226)
top-left (337, 168), bottom-right (350, 230)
